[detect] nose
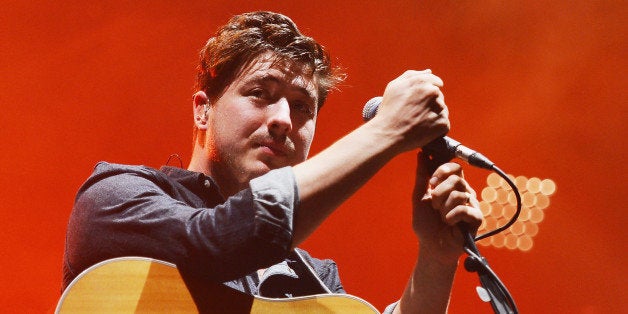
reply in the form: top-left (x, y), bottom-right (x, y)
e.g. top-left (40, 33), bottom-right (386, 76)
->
top-left (267, 97), bottom-right (292, 138)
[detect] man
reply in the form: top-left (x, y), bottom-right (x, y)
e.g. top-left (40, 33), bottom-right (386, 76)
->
top-left (63, 11), bottom-right (482, 313)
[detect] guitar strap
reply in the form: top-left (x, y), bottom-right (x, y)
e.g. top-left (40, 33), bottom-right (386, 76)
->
top-left (257, 249), bottom-right (332, 298)
top-left (293, 249), bottom-right (333, 294)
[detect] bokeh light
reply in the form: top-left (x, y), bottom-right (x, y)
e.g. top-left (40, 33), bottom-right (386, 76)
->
top-left (477, 174), bottom-right (556, 251)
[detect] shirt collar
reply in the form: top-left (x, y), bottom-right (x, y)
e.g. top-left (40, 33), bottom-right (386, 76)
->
top-left (159, 166), bottom-right (225, 204)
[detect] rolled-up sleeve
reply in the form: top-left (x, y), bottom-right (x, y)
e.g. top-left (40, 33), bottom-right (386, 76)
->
top-left (181, 167), bottom-right (299, 279)
top-left (248, 166), bottom-right (298, 249)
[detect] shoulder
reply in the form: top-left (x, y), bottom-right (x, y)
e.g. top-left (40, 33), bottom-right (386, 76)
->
top-left (90, 161), bottom-right (162, 179)
top-left (75, 162), bottom-right (172, 201)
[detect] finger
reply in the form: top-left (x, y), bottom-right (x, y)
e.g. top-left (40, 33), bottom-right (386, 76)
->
top-left (430, 176), bottom-right (469, 212)
top-left (431, 176), bottom-right (479, 215)
top-left (429, 163), bottom-right (464, 191)
top-left (412, 69), bottom-right (443, 87)
top-left (400, 70), bottom-right (444, 88)
top-left (428, 73), bottom-right (444, 88)
top-left (430, 90), bottom-right (447, 114)
top-left (443, 190), bottom-right (474, 211)
top-left (444, 204), bottom-right (483, 229)
top-left (401, 69), bottom-right (433, 76)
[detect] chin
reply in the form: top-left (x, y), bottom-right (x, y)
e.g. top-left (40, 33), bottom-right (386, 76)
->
top-left (238, 157), bottom-right (291, 183)
top-left (243, 163), bottom-right (274, 180)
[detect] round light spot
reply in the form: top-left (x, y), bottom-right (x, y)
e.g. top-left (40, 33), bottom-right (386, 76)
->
top-left (478, 237), bottom-right (492, 247)
top-left (522, 192), bottom-right (537, 207)
top-left (496, 217), bottom-right (509, 228)
top-left (523, 221), bottom-right (539, 236)
top-left (527, 177), bottom-right (542, 193)
top-left (501, 175), bottom-right (515, 190)
top-left (505, 234), bottom-right (518, 250)
top-left (507, 191), bottom-right (518, 205)
top-left (529, 207), bottom-right (545, 223)
top-left (515, 176), bottom-right (528, 192)
top-left (510, 221), bottom-right (525, 236)
top-left (481, 187), bottom-right (497, 203)
top-left (487, 173), bottom-right (503, 188)
top-left (482, 216), bottom-right (498, 232)
top-left (517, 235), bottom-right (534, 251)
top-left (540, 179), bottom-right (556, 195)
top-left (536, 194), bottom-right (550, 209)
top-left (479, 201), bottom-right (492, 216)
top-left (496, 189), bottom-right (510, 205)
top-left (491, 233), bottom-right (506, 248)
top-left (501, 204), bottom-right (517, 219)
top-left (518, 207), bottom-right (531, 222)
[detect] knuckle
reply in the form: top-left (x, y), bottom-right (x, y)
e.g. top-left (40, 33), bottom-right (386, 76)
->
top-left (455, 190), bottom-right (468, 200)
top-left (421, 84), bottom-right (440, 96)
top-left (403, 70), bottom-right (415, 76)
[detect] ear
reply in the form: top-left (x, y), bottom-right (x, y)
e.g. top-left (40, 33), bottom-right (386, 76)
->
top-left (192, 91), bottom-right (210, 130)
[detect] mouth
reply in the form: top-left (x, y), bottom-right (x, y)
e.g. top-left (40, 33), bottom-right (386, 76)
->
top-left (255, 141), bottom-right (289, 157)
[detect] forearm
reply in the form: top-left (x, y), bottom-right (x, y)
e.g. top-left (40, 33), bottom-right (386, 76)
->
top-left (394, 245), bottom-right (459, 314)
top-left (291, 119), bottom-right (403, 246)
top-left (291, 69), bottom-right (450, 247)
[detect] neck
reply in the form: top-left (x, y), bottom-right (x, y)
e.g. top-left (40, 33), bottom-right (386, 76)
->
top-left (188, 143), bottom-right (242, 198)
top-left (188, 143), bottom-right (211, 175)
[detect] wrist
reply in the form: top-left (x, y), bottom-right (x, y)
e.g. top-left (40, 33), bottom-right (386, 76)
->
top-left (365, 115), bottom-right (414, 155)
top-left (418, 242), bottom-right (462, 268)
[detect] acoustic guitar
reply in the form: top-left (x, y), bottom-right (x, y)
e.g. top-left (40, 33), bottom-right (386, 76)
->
top-left (55, 257), bottom-right (380, 313)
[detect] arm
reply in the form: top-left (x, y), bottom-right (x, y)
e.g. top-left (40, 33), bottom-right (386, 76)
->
top-left (394, 153), bottom-right (483, 314)
top-left (64, 164), bottom-right (299, 289)
top-left (291, 69), bottom-right (450, 246)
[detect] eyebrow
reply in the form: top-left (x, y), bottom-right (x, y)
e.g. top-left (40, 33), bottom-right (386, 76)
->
top-left (250, 73), bottom-right (318, 103)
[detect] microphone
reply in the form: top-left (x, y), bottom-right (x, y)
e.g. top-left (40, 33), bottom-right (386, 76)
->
top-left (365, 98), bottom-right (519, 312)
top-left (362, 96), bottom-right (495, 170)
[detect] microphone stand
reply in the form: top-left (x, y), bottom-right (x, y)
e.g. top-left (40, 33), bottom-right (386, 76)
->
top-left (461, 223), bottom-right (518, 314)
top-left (422, 141), bottom-right (520, 314)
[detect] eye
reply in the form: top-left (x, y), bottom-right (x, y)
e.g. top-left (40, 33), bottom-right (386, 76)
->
top-left (291, 101), bottom-right (315, 118)
top-left (248, 87), bottom-right (270, 100)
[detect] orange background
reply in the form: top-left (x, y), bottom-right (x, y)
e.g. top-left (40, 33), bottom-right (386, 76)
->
top-left (2, 1), bottom-right (625, 313)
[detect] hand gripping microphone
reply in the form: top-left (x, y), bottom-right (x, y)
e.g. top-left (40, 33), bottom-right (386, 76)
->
top-left (363, 97), bottom-right (519, 313)
top-left (362, 96), bottom-right (495, 170)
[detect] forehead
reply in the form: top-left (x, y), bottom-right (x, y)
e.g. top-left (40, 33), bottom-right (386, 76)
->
top-left (235, 54), bottom-right (319, 101)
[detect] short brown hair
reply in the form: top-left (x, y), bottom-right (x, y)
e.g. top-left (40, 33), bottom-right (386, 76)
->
top-left (195, 11), bottom-right (344, 109)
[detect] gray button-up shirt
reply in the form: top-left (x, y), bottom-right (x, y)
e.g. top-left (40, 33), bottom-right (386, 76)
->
top-left (62, 162), bottom-right (344, 299)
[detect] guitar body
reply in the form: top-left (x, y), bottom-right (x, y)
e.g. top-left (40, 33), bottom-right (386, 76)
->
top-left (56, 257), bottom-right (380, 313)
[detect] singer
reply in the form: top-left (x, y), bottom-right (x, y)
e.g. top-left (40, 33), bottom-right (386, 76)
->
top-left (61, 11), bottom-right (482, 313)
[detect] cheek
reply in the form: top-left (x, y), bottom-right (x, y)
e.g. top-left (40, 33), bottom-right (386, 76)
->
top-left (296, 122), bottom-right (316, 156)
top-left (217, 106), bottom-right (260, 138)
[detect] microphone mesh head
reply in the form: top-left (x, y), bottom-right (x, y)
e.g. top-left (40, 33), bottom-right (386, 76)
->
top-left (362, 96), bottom-right (382, 121)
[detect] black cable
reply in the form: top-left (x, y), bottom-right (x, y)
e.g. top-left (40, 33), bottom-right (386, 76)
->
top-left (418, 143), bottom-right (523, 313)
top-left (474, 165), bottom-right (522, 242)
top-left (165, 154), bottom-right (183, 168)
top-left (459, 164), bottom-right (521, 313)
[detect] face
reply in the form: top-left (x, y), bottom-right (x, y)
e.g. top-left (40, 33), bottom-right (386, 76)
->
top-left (202, 54), bottom-right (319, 194)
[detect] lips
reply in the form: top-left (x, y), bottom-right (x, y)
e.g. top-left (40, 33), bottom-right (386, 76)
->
top-left (256, 141), bottom-right (289, 157)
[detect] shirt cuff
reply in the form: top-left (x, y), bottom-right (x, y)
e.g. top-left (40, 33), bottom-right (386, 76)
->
top-left (249, 167), bottom-right (299, 248)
